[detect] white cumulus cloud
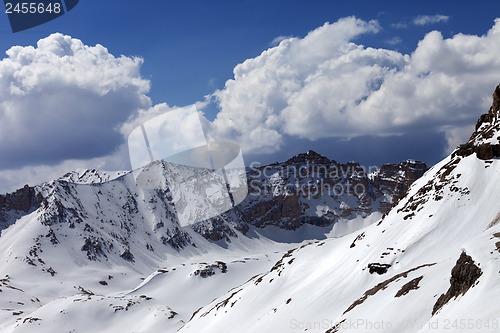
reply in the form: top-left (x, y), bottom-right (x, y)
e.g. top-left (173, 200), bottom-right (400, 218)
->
top-left (211, 17), bottom-right (383, 152)
top-left (209, 17), bottom-right (500, 155)
top-left (0, 33), bottom-right (151, 170)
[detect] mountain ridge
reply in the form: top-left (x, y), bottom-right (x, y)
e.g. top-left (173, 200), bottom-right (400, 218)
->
top-left (0, 147), bottom-right (427, 332)
top-left (0, 152), bottom-right (428, 241)
top-left (1, 85), bottom-right (499, 332)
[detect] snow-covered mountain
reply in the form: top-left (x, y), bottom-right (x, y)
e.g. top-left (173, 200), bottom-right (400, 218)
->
top-left (0, 150), bottom-right (425, 331)
top-left (0, 148), bottom-right (427, 247)
top-left (2, 84), bottom-right (499, 333)
top-left (240, 151), bottom-right (427, 232)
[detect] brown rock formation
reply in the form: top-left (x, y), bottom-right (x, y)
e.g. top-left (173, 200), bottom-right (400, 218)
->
top-left (0, 185), bottom-right (42, 213)
top-left (456, 84), bottom-right (500, 160)
top-left (432, 252), bottom-right (482, 315)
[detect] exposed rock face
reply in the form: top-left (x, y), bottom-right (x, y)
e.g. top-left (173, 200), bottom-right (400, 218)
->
top-left (0, 185), bottom-right (41, 213)
top-left (476, 84), bottom-right (500, 130)
top-left (0, 185), bottom-right (43, 230)
top-left (191, 217), bottom-right (238, 242)
top-left (239, 152), bottom-right (427, 230)
top-left (489, 84), bottom-right (500, 116)
top-left (475, 143), bottom-right (500, 160)
top-left (283, 150), bottom-right (332, 165)
top-left (457, 84), bottom-right (500, 160)
top-left (120, 249), bottom-right (135, 262)
top-left (432, 252), bottom-right (482, 315)
top-left (475, 113), bottom-right (491, 131)
top-left (372, 160), bottom-right (428, 212)
top-left (343, 263), bottom-right (435, 315)
top-left (81, 237), bottom-right (108, 261)
top-left (193, 261), bottom-right (228, 278)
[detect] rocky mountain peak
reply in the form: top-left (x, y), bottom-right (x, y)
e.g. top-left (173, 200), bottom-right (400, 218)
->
top-left (0, 185), bottom-right (32, 211)
top-left (489, 83), bottom-right (500, 117)
top-left (0, 185), bottom-right (42, 227)
top-left (284, 149), bottom-right (332, 165)
top-left (475, 83), bottom-right (500, 130)
top-left (455, 83), bottom-right (500, 160)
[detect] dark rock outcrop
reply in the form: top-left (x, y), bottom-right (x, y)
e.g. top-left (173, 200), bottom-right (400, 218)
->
top-left (475, 143), bottom-right (500, 160)
top-left (237, 156), bottom-right (428, 230)
top-left (395, 276), bottom-right (423, 297)
top-left (240, 156), bottom-right (427, 230)
top-left (457, 84), bottom-right (500, 160)
top-left (193, 261), bottom-right (228, 278)
top-left (475, 113), bottom-right (491, 131)
top-left (372, 160), bottom-right (428, 212)
top-left (284, 150), bottom-right (332, 165)
top-left (489, 84), bottom-right (500, 116)
top-left (432, 252), bottom-right (482, 315)
top-left (81, 237), bottom-right (108, 261)
top-left (120, 249), bottom-right (135, 262)
top-left (367, 263), bottom-right (392, 275)
top-left (0, 185), bottom-right (43, 231)
top-left (191, 217), bottom-right (238, 242)
top-left (344, 263), bottom-right (435, 315)
top-left (0, 185), bottom-right (42, 213)
top-left (368, 263), bottom-right (391, 275)
top-left (160, 227), bottom-right (194, 251)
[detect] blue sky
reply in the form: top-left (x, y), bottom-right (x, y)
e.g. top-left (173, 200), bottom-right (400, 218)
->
top-left (0, 0), bottom-right (500, 192)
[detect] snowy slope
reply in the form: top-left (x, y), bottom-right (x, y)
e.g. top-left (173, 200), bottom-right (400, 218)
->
top-left (0, 244), bottom-right (289, 333)
top-left (176, 87), bottom-right (500, 333)
top-left (0, 156), bottom-right (426, 333)
top-left (0, 199), bottom-right (296, 332)
top-left (0, 162), bottom-right (290, 332)
top-left (0, 153), bottom-right (488, 333)
top-left (178, 155), bottom-right (500, 333)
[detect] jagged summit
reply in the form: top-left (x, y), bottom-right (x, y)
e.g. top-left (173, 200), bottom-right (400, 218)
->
top-left (59, 169), bottom-right (128, 184)
top-left (474, 83), bottom-right (500, 131)
top-left (489, 83), bottom-right (500, 116)
top-left (456, 83), bottom-right (500, 160)
top-left (284, 149), bottom-right (332, 165)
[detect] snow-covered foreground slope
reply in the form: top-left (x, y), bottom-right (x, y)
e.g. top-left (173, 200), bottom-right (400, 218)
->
top-left (0, 212), bottom-right (293, 332)
top-left (0, 159), bottom-right (423, 332)
top-left (0, 135), bottom-right (428, 331)
top-left (0, 162), bottom-right (296, 332)
top-left (180, 154), bottom-right (500, 333)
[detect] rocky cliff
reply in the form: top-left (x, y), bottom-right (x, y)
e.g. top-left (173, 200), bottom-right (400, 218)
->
top-left (456, 84), bottom-right (500, 160)
top-left (0, 185), bottom-right (42, 230)
top-left (0, 152), bottom-right (427, 244)
top-left (238, 151), bottom-right (427, 230)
